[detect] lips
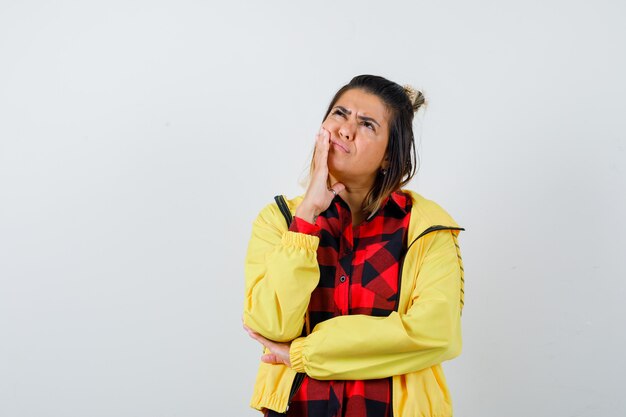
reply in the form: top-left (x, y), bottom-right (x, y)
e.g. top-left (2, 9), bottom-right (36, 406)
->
top-left (330, 139), bottom-right (350, 153)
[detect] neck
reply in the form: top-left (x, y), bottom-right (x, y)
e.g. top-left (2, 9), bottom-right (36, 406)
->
top-left (330, 173), bottom-right (375, 225)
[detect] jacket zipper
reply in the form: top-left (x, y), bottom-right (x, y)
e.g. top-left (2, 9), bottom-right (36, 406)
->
top-left (274, 195), bottom-right (293, 226)
top-left (286, 372), bottom-right (306, 411)
top-left (394, 225), bottom-right (465, 312)
top-left (388, 225), bottom-right (464, 414)
top-left (274, 195), bottom-right (306, 412)
top-left (286, 317), bottom-right (312, 410)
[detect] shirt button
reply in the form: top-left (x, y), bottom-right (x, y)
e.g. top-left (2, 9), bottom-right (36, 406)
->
top-left (339, 275), bottom-right (346, 283)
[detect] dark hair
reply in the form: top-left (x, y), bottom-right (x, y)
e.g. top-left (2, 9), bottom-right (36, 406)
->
top-left (319, 74), bottom-right (426, 218)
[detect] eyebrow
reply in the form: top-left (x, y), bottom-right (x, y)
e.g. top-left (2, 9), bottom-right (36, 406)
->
top-left (333, 106), bottom-right (381, 127)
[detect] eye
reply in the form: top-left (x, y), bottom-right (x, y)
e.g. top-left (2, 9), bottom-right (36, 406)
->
top-left (332, 109), bottom-right (346, 117)
top-left (362, 121), bottom-right (375, 131)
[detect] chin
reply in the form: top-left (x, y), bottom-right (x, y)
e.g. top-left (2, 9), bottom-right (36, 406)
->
top-left (328, 154), bottom-right (348, 169)
top-left (327, 162), bottom-right (347, 178)
top-left (328, 168), bottom-right (354, 185)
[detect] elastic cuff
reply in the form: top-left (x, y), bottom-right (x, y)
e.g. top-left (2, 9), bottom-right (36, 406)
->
top-left (289, 337), bottom-right (307, 373)
top-left (281, 231), bottom-right (320, 251)
top-left (289, 216), bottom-right (321, 237)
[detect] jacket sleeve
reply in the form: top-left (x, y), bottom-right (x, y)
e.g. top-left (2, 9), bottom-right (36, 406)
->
top-left (289, 229), bottom-right (464, 380)
top-left (242, 203), bottom-right (321, 342)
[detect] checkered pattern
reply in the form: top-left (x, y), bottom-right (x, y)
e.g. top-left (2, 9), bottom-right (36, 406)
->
top-left (266, 191), bottom-right (411, 417)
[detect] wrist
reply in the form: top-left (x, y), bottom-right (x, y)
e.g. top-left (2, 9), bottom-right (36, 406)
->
top-left (295, 204), bottom-right (318, 224)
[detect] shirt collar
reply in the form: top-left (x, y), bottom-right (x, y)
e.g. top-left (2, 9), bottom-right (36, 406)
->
top-left (388, 190), bottom-right (410, 214)
top-left (366, 190), bottom-right (410, 220)
top-left (333, 190), bottom-right (410, 218)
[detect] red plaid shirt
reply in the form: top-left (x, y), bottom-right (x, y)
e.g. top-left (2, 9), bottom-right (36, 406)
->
top-left (267, 191), bottom-right (412, 417)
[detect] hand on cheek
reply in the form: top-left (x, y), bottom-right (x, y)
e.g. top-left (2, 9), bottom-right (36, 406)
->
top-left (294, 127), bottom-right (346, 224)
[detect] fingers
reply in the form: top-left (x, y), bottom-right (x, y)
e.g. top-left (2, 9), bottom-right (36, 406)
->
top-left (244, 324), bottom-right (262, 341)
top-left (243, 324), bottom-right (254, 336)
top-left (244, 325), bottom-right (292, 367)
top-left (313, 128), bottom-right (330, 173)
top-left (244, 325), bottom-right (277, 353)
top-left (329, 182), bottom-right (345, 196)
top-left (296, 126), bottom-right (339, 223)
top-left (312, 127), bottom-right (336, 189)
top-left (262, 350), bottom-right (290, 367)
top-left (316, 127), bottom-right (330, 150)
top-left (245, 327), bottom-right (268, 345)
top-left (261, 353), bottom-right (280, 364)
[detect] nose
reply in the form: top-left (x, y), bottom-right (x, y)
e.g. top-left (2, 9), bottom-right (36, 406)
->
top-left (338, 119), bottom-right (356, 141)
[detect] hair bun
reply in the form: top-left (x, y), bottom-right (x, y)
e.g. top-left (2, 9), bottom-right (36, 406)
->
top-left (403, 84), bottom-right (426, 112)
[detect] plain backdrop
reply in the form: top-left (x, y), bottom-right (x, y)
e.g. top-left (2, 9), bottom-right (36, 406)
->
top-left (1, 1), bottom-right (625, 416)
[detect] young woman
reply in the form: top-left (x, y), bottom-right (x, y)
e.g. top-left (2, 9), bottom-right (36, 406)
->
top-left (243, 75), bottom-right (465, 417)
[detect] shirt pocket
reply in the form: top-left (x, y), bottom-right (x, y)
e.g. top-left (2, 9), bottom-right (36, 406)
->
top-left (356, 241), bottom-right (400, 314)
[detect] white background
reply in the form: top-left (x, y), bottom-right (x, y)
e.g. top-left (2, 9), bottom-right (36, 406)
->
top-left (1, 1), bottom-right (625, 416)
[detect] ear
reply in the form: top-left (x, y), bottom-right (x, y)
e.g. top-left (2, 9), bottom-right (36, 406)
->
top-left (381, 154), bottom-right (390, 170)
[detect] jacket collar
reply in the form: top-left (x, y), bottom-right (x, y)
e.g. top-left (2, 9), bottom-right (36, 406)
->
top-left (285, 189), bottom-right (462, 240)
top-left (402, 190), bottom-right (462, 242)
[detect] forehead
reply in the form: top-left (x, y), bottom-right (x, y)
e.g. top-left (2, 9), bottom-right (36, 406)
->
top-left (334, 89), bottom-right (389, 124)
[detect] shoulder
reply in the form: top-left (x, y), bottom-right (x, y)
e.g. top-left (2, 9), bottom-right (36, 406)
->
top-left (253, 194), bottom-right (306, 229)
top-left (284, 194), bottom-right (305, 213)
top-left (401, 189), bottom-right (461, 230)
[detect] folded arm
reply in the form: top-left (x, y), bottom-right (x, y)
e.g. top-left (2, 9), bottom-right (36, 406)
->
top-left (243, 204), bottom-right (321, 342)
top-left (289, 229), bottom-right (464, 380)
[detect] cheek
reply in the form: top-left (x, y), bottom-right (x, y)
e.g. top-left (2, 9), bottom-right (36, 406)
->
top-left (321, 119), bottom-right (338, 131)
top-left (367, 141), bottom-right (389, 163)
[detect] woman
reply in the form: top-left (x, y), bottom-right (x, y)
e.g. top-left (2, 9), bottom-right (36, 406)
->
top-left (243, 75), bottom-right (465, 417)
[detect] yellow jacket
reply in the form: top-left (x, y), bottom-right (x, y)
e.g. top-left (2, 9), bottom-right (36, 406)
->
top-left (243, 190), bottom-right (465, 417)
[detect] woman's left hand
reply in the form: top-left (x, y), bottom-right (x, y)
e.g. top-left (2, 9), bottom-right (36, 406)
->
top-left (244, 325), bottom-right (292, 367)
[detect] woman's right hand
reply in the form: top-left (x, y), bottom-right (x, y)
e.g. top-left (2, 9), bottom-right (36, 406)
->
top-left (294, 127), bottom-right (345, 224)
